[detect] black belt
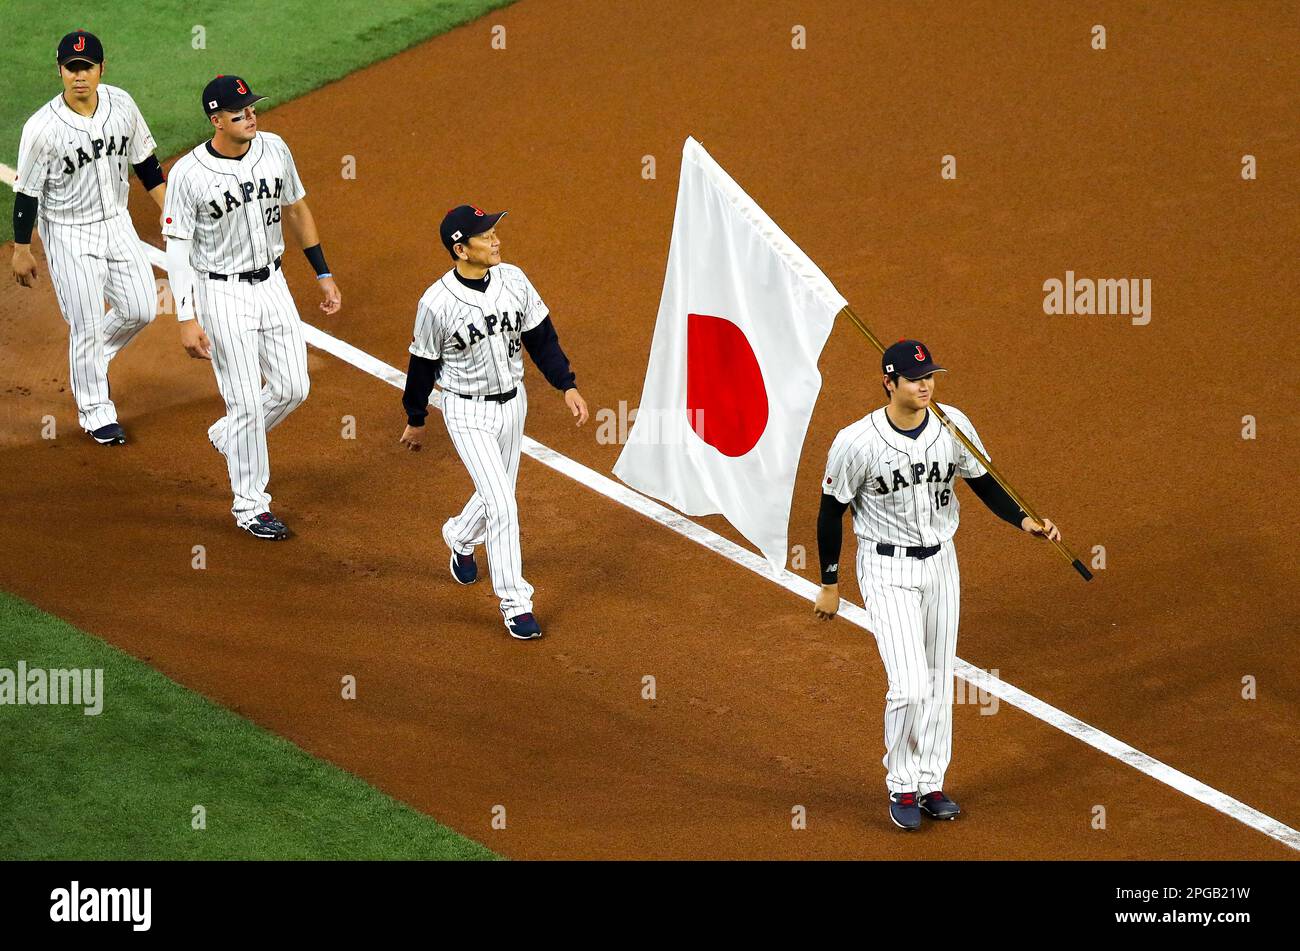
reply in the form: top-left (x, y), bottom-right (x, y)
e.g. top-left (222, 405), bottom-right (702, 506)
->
top-left (207, 256), bottom-right (282, 284)
top-left (876, 542), bottom-right (941, 560)
top-left (453, 387), bottom-right (517, 404)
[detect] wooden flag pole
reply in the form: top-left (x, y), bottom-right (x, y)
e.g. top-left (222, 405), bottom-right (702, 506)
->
top-left (838, 305), bottom-right (1093, 582)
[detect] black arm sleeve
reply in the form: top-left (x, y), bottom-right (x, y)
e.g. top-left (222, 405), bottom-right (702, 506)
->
top-left (402, 353), bottom-right (442, 426)
top-left (303, 243), bottom-right (330, 276)
top-left (131, 155), bottom-right (166, 191)
top-left (520, 315), bottom-right (576, 391)
top-left (13, 193), bottom-right (38, 244)
top-left (964, 473), bottom-right (1027, 529)
top-left (817, 493), bottom-right (851, 584)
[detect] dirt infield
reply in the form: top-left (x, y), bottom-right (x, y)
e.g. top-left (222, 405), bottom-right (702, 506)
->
top-left (2, 1), bottom-right (1297, 858)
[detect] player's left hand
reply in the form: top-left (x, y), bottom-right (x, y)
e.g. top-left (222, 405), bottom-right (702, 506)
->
top-left (813, 584), bottom-right (841, 620)
top-left (317, 276), bottom-right (341, 315)
top-left (399, 424), bottom-right (425, 452)
top-left (12, 245), bottom-right (38, 287)
top-left (1023, 516), bottom-right (1061, 542)
top-left (564, 387), bottom-right (589, 426)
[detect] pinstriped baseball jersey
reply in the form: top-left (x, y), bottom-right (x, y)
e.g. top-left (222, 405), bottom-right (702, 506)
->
top-left (14, 84), bottom-right (157, 224)
top-left (823, 403), bottom-right (988, 547)
top-left (410, 263), bottom-right (548, 396)
top-left (161, 132), bottom-right (305, 274)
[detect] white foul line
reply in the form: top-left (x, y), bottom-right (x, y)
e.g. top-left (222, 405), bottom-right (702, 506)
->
top-left (139, 242), bottom-right (1299, 853)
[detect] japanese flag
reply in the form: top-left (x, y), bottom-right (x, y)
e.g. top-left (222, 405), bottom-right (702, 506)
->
top-left (613, 137), bottom-right (845, 573)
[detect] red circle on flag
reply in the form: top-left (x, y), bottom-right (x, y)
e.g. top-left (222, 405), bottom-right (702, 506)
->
top-left (686, 313), bottom-right (768, 457)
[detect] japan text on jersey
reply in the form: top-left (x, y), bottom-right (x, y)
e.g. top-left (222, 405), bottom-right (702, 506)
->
top-left (410, 264), bottom-right (548, 396)
top-left (161, 132), bottom-right (305, 275)
top-left (823, 404), bottom-right (988, 548)
top-left (203, 175), bottom-right (288, 219)
top-left (15, 85), bottom-right (157, 225)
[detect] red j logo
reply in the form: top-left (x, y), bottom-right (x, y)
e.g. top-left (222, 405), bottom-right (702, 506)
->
top-left (235, 79), bottom-right (248, 94)
top-left (73, 35), bottom-right (86, 52)
top-left (913, 345), bottom-right (926, 361)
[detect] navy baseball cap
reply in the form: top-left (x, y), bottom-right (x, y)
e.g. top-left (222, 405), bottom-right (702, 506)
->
top-left (882, 339), bottom-right (946, 380)
top-left (440, 205), bottom-right (506, 256)
top-left (202, 75), bottom-right (267, 115)
top-left (57, 30), bottom-right (103, 67)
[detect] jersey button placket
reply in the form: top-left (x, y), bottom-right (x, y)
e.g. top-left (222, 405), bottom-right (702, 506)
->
top-left (250, 204), bottom-right (269, 268)
top-left (91, 118), bottom-right (111, 213)
top-left (910, 450), bottom-right (934, 547)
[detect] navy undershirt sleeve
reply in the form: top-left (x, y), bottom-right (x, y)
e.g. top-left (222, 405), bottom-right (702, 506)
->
top-left (520, 315), bottom-right (576, 391)
top-left (13, 193), bottom-right (37, 244)
top-left (131, 155), bottom-right (165, 191)
top-left (402, 353), bottom-right (442, 426)
top-left (964, 473), bottom-right (1026, 529)
top-left (817, 493), bottom-right (850, 584)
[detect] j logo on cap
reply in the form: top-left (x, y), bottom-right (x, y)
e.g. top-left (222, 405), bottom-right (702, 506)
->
top-left (881, 339), bottom-right (947, 381)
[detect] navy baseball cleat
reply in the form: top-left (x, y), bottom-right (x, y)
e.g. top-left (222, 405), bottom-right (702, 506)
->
top-left (889, 791), bottom-right (922, 831)
top-left (919, 791), bottom-right (961, 820)
top-left (504, 613), bottom-right (542, 640)
top-left (442, 521), bottom-right (476, 584)
top-left (90, 423), bottom-right (126, 445)
top-left (243, 512), bottom-right (290, 541)
top-left (449, 549), bottom-right (477, 585)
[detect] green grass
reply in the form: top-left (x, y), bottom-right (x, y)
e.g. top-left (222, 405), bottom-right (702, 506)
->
top-left (1, 0), bottom-right (516, 242)
top-left (0, 592), bottom-right (498, 859)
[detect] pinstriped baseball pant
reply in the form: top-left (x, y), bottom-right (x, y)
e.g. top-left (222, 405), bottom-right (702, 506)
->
top-left (441, 383), bottom-right (534, 617)
top-left (198, 270), bottom-right (309, 524)
top-left (857, 540), bottom-right (961, 795)
top-left (41, 213), bottom-right (157, 432)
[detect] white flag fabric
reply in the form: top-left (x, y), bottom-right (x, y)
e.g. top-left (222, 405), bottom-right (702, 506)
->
top-left (613, 137), bottom-right (846, 573)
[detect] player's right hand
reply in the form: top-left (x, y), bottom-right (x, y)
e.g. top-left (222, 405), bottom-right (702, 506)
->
top-left (1022, 516), bottom-right (1062, 542)
top-left (399, 424), bottom-right (425, 452)
top-left (813, 584), bottom-right (841, 620)
top-left (12, 246), bottom-right (38, 287)
top-left (180, 320), bottom-right (212, 360)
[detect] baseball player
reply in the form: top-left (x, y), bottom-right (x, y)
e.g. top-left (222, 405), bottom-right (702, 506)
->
top-left (162, 75), bottom-right (341, 540)
top-left (813, 339), bottom-right (1061, 830)
top-left (399, 205), bottom-right (588, 640)
top-left (11, 30), bottom-right (168, 445)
